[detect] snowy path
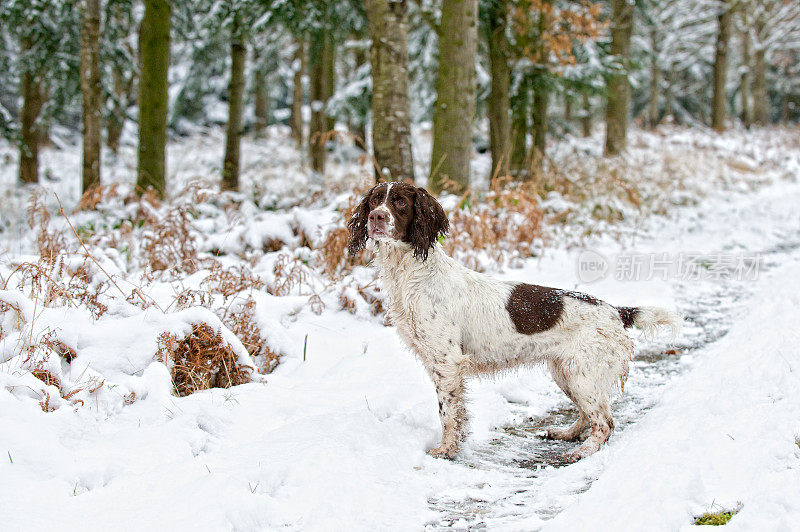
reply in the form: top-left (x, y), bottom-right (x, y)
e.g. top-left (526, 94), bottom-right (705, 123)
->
top-left (427, 184), bottom-right (800, 530)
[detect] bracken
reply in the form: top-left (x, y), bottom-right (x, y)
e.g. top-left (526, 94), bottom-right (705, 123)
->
top-left (156, 323), bottom-right (253, 397)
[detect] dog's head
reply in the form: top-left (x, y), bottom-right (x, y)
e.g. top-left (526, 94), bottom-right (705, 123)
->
top-left (347, 182), bottom-right (449, 260)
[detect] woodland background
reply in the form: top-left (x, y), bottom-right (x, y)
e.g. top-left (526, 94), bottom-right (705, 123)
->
top-left (1, 0), bottom-right (798, 197)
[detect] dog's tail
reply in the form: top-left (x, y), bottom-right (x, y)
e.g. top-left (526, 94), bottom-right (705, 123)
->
top-left (617, 306), bottom-right (681, 340)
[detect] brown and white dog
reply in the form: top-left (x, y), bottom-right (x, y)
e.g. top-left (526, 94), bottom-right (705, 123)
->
top-left (347, 182), bottom-right (680, 462)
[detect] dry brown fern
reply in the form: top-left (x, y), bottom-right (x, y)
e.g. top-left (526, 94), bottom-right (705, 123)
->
top-left (156, 323), bottom-right (252, 397)
top-left (318, 186), bottom-right (373, 279)
top-left (27, 190), bottom-right (66, 266)
top-left (224, 299), bottom-right (280, 373)
top-left (269, 253), bottom-right (308, 296)
top-left (202, 262), bottom-right (265, 299)
top-left (77, 183), bottom-right (119, 211)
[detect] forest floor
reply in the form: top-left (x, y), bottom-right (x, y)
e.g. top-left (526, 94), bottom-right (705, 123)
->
top-left (1, 125), bottom-right (799, 531)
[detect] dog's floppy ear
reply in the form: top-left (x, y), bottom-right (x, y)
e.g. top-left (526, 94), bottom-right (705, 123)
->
top-left (347, 188), bottom-right (372, 256)
top-left (408, 187), bottom-right (449, 260)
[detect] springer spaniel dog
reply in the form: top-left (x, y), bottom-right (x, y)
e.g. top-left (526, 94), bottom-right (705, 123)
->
top-left (347, 182), bottom-right (680, 462)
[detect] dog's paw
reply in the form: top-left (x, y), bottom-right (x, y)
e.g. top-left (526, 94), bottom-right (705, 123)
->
top-left (562, 441), bottom-right (600, 463)
top-left (427, 446), bottom-right (458, 460)
top-left (541, 426), bottom-right (574, 441)
top-left (562, 450), bottom-right (581, 463)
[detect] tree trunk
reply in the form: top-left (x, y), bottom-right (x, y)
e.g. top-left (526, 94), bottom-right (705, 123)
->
top-left (564, 93), bottom-right (572, 123)
top-left (711, 0), bottom-right (731, 132)
top-left (530, 10), bottom-right (548, 177)
top-left (581, 92), bottom-right (591, 137)
top-left (531, 82), bottom-right (548, 177)
top-left (80, 0), bottom-right (102, 194)
top-left (510, 77), bottom-right (529, 179)
top-left (106, 2), bottom-right (133, 154)
top-left (740, 28), bottom-right (752, 128)
top-left (136, 0), bottom-right (170, 197)
top-left (253, 72), bottom-right (269, 137)
top-left (253, 52), bottom-right (269, 138)
top-left (752, 17), bottom-right (768, 126)
top-left (603, 0), bottom-right (633, 156)
top-left (665, 61), bottom-right (676, 122)
top-left (290, 38), bottom-right (305, 146)
top-left (752, 44), bottom-right (767, 124)
top-left (781, 84), bottom-right (790, 123)
top-left (648, 28), bottom-right (660, 128)
top-left (222, 13), bottom-right (246, 191)
top-left (19, 39), bottom-right (44, 185)
top-left (324, 32), bottom-right (336, 134)
top-left (365, 0), bottom-right (415, 182)
top-left (350, 44), bottom-right (368, 146)
top-left (486, 0), bottom-right (511, 180)
top-left (39, 113), bottom-right (52, 148)
top-left (308, 28), bottom-right (333, 173)
top-left (107, 63), bottom-right (132, 153)
top-left (429, 0), bottom-right (478, 194)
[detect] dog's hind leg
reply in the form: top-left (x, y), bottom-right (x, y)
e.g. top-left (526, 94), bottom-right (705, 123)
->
top-left (563, 391), bottom-right (614, 462)
top-left (543, 359), bottom-right (590, 442)
top-left (556, 325), bottom-right (632, 462)
top-left (555, 354), bottom-right (620, 462)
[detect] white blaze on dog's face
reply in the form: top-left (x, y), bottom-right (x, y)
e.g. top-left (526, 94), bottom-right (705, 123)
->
top-left (366, 183), bottom-right (398, 242)
top-left (365, 182), bottom-right (417, 243)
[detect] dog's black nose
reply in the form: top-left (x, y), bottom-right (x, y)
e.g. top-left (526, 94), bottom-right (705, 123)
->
top-left (369, 210), bottom-right (387, 223)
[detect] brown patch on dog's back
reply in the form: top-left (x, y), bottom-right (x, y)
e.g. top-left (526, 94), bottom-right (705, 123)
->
top-left (507, 284), bottom-right (564, 334)
top-left (507, 284), bottom-right (601, 334)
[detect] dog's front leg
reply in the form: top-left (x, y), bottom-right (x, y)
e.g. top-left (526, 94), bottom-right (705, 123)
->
top-left (427, 360), bottom-right (468, 460)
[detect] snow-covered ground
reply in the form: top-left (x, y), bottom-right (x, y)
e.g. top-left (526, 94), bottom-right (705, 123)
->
top-left (1, 126), bottom-right (799, 530)
top-left (430, 179), bottom-right (800, 530)
top-left (546, 253), bottom-right (800, 531)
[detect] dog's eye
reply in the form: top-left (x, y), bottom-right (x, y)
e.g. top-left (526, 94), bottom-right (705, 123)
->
top-left (395, 198), bottom-right (407, 208)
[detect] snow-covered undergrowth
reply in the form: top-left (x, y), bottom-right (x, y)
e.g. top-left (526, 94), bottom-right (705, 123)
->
top-left (1, 125), bottom-right (799, 529)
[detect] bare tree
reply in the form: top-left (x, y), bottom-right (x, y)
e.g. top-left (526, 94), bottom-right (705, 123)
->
top-left (647, 27), bottom-right (660, 129)
top-left (308, 28), bottom-right (334, 173)
top-left (738, 17), bottom-right (753, 127)
top-left (752, 14), bottom-right (768, 124)
top-left (106, 2), bottom-right (136, 154)
top-left (581, 92), bottom-right (592, 137)
top-left (365, 0), bottom-right (414, 182)
top-left (510, 76), bottom-right (530, 179)
top-left (429, 0), bottom-right (478, 194)
top-left (290, 38), bottom-right (306, 146)
top-left (741, 0), bottom-right (800, 125)
top-left (136, 0), bottom-right (170, 197)
top-left (711, 0), bottom-right (732, 131)
top-left (80, 0), bottom-right (102, 193)
top-left (18, 37), bottom-right (44, 184)
top-left (485, 0), bottom-right (511, 179)
top-left (532, 83), bottom-right (548, 175)
top-left (222, 11), bottom-right (247, 191)
top-left (253, 50), bottom-right (270, 138)
top-left (604, 0), bottom-right (633, 156)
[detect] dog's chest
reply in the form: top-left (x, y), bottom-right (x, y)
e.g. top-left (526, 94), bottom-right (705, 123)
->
top-left (381, 272), bottom-right (443, 357)
top-left (384, 279), bottom-right (424, 340)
